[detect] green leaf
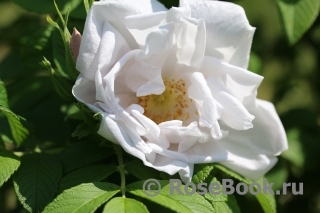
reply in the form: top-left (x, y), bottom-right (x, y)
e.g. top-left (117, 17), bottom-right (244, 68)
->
top-left (103, 197), bottom-right (149, 213)
top-left (213, 195), bottom-right (241, 213)
top-left (255, 178), bottom-right (277, 213)
top-left (58, 164), bottom-right (117, 192)
top-left (12, 0), bottom-right (82, 16)
top-left (84, 0), bottom-right (90, 14)
top-left (192, 164), bottom-right (214, 185)
top-left (43, 182), bottom-right (120, 213)
top-left (0, 105), bottom-right (29, 146)
top-left (125, 160), bottom-right (161, 180)
top-left (204, 176), bottom-right (227, 202)
top-left (127, 180), bottom-right (214, 213)
top-left (276, 0), bottom-right (320, 44)
top-left (216, 165), bottom-right (276, 213)
top-left (0, 150), bottom-right (20, 187)
top-left (13, 153), bottom-right (62, 213)
top-left (0, 79), bottom-right (8, 108)
top-left (226, 195), bottom-right (241, 213)
top-left (59, 141), bottom-right (115, 173)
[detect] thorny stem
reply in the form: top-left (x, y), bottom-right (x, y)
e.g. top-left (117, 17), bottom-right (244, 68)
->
top-left (114, 145), bottom-right (126, 198)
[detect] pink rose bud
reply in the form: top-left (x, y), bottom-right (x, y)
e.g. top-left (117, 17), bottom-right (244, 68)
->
top-left (70, 28), bottom-right (82, 61)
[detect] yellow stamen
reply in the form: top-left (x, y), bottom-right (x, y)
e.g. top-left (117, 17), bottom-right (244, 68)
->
top-left (138, 78), bottom-right (191, 124)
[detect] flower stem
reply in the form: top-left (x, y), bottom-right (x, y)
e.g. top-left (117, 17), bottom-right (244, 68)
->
top-left (114, 145), bottom-right (126, 198)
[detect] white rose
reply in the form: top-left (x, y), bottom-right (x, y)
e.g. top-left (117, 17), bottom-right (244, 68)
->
top-left (72, 0), bottom-right (288, 183)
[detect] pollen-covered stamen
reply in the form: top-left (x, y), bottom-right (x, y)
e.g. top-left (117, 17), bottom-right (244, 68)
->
top-left (138, 78), bottom-right (192, 124)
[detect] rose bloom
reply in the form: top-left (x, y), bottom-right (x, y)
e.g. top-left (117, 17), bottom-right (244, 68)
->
top-left (72, 0), bottom-right (288, 183)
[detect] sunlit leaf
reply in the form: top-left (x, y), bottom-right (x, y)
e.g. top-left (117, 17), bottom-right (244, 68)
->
top-left (43, 182), bottom-right (120, 213)
top-left (276, 0), bottom-right (320, 44)
top-left (0, 105), bottom-right (29, 146)
top-left (127, 180), bottom-right (214, 213)
top-left (0, 150), bottom-right (20, 187)
top-left (103, 197), bottom-right (149, 213)
top-left (192, 164), bottom-right (214, 185)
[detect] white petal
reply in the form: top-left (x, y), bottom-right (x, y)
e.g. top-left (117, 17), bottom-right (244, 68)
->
top-left (100, 114), bottom-right (190, 180)
top-left (201, 56), bottom-right (263, 108)
top-left (132, 109), bottom-right (170, 149)
top-left (96, 51), bottom-right (155, 154)
top-left (217, 100), bottom-right (288, 180)
top-left (124, 61), bottom-right (165, 96)
top-left (189, 1), bottom-right (255, 69)
top-left (184, 137), bottom-right (229, 163)
top-left (145, 150), bottom-right (157, 163)
top-left (149, 154), bottom-right (191, 177)
top-left (220, 153), bottom-right (278, 181)
top-left (148, 142), bottom-right (228, 164)
top-left (207, 75), bottom-right (255, 130)
top-left (176, 17), bottom-right (206, 70)
top-left (77, 0), bottom-right (167, 81)
top-left (72, 75), bottom-right (97, 106)
top-left (158, 121), bottom-right (206, 151)
top-left (124, 6), bottom-right (190, 49)
top-left (187, 72), bottom-right (223, 137)
top-left (179, 0), bottom-right (218, 7)
top-left (179, 163), bottom-right (194, 183)
top-left (77, 12), bottom-right (130, 81)
top-left (143, 24), bottom-right (174, 57)
top-left (93, 0), bottom-right (167, 49)
top-left (98, 0), bottom-right (168, 13)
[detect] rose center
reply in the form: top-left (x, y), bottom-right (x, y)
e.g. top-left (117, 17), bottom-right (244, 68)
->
top-left (138, 78), bottom-right (192, 124)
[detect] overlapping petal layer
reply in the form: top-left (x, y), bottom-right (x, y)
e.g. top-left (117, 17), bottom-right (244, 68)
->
top-left (73, 0), bottom-right (288, 183)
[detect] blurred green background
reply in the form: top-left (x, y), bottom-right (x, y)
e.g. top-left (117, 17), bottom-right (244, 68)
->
top-left (0, 0), bottom-right (319, 212)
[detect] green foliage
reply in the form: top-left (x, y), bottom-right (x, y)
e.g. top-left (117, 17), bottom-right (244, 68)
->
top-left (0, 150), bottom-right (20, 187)
top-left (127, 180), bottom-right (214, 213)
top-left (46, 2), bottom-right (79, 80)
top-left (13, 153), bottom-right (62, 212)
top-left (204, 176), bottom-right (227, 202)
top-left (216, 165), bottom-right (276, 213)
top-left (276, 0), bottom-right (320, 44)
top-left (43, 182), bottom-right (120, 213)
top-left (0, 105), bottom-right (29, 146)
top-left (84, 0), bottom-right (95, 13)
top-left (213, 195), bottom-right (241, 213)
top-left (192, 164), bottom-right (214, 185)
top-left (103, 197), bottom-right (149, 213)
top-left (1, 0), bottom-right (319, 212)
top-left (59, 141), bottom-right (115, 173)
top-left (58, 164), bottom-right (117, 192)
top-left (0, 79), bottom-right (8, 107)
top-left (12, 0), bottom-right (83, 17)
